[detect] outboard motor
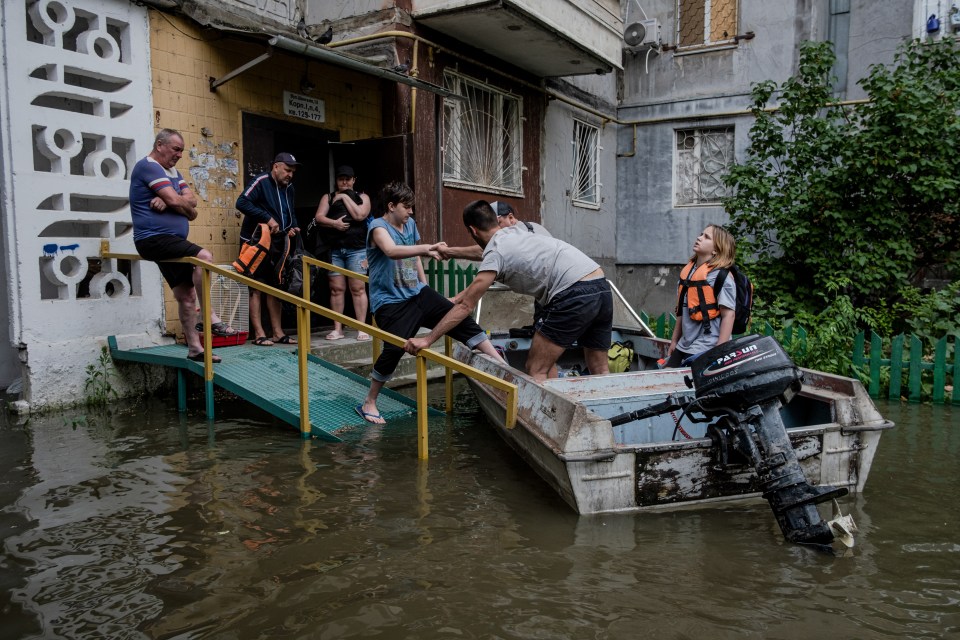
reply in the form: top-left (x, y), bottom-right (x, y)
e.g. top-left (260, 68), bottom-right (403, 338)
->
top-left (688, 335), bottom-right (847, 545)
top-left (611, 335), bottom-right (848, 545)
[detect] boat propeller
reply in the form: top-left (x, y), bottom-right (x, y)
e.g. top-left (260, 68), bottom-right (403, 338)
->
top-left (610, 335), bottom-right (856, 547)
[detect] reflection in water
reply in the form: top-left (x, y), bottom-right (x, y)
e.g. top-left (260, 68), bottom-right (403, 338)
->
top-left (0, 395), bottom-right (957, 638)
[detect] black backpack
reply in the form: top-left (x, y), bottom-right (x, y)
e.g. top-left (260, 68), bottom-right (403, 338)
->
top-left (713, 266), bottom-right (754, 335)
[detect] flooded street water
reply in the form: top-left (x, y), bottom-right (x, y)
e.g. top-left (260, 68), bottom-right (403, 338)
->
top-left (1, 387), bottom-right (958, 639)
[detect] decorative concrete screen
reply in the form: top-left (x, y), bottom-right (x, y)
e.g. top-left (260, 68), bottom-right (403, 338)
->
top-left (0, 0), bottom-right (163, 409)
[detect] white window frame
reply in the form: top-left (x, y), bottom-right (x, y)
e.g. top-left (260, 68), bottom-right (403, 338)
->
top-left (674, 126), bottom-right (735, 207)
top-left (571, 119), bottom-right (601, 209)
top-left (442, 71), bottom-right (523, 195)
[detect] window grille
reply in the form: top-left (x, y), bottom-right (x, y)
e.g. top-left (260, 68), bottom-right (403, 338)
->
top-left (572, 120), bottom-right (600, 206)
top-left (677, 0), bottom-right (738, 49)
top-left (675, 127), bottom-right (734, 206)
top-left (442, 72), bottom-right (522, 194)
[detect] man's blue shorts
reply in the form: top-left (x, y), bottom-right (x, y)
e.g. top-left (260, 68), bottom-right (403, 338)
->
top-left (534, 278), bottom-right (613, 350)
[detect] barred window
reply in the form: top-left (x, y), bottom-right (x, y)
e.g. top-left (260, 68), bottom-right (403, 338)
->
top-left (442, 72), bottom-right (522, 194)
top-left (677, 0), bottom-right (738, 50)
top-left (572, 120), bottom-right (600, 206)
top-left (674, 127), bottom-right (734, 206)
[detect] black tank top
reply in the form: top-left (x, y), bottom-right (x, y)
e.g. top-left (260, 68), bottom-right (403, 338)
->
top-left (324, 190), bottom-right (367, 249)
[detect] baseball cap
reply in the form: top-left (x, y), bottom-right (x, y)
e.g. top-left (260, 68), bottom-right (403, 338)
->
top-left (335, 165), bottom-right (355, 177)
top-left (273, 152), bottom-right (300, 166)
top-left (489, 201), bottom-right (515, 217)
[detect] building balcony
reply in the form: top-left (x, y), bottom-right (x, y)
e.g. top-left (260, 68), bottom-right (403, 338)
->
top-left (412, 0), bottom-right (622, 77)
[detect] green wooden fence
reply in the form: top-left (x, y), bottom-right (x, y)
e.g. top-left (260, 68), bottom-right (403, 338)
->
top-left (424, 259), bottom-right (478, 297)
top-left (423, 259), bottom-right (956, 404)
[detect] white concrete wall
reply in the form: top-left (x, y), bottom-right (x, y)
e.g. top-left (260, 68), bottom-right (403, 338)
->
top-left (0, 0), bottom-right (167, 410)
top-left (542, 74), bottom-right (619, 267)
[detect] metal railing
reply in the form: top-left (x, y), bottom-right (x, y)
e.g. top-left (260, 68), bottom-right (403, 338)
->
top-left (101, 242), bottom-right (517, 458)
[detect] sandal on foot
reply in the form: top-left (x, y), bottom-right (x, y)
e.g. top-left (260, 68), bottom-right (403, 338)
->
top-left (355, 331), bottom-right (371, 342)
top-left (252, 336), bottom-right (274, 346)
top-left (354, 404), bottom-right (386, 424)
top-left (187, 351), bottom-right (222, 363)
top-left (325, 330), bottom-right (344, 341)
top-left (196, 322), bottom-right (239, 337)
top-left (272, 334), bottom-right (293, 345)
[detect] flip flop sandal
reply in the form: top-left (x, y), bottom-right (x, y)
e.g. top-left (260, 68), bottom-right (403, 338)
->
top-left (196, 322), bottom-right (239, 337)
top-left (354, 404), bottom-right (386, 424)
top-left (325, 330), bottom-right (344, 340)
top-left (272, 335), bottom-right (293, 344)
top-left (252, 336), bottom-right (274, 346)
top-left (187, 352), bottom-right (222, 363)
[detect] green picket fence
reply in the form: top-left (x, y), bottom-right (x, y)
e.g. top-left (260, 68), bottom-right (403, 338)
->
top-left (424, 259), bottom-right (478, 297)
top-left (423, 259), bottom-right (956, 404)
top-left (853, 332), bottom-right (959, 405)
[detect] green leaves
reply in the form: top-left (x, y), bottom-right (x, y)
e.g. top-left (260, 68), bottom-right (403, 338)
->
top-left (725, 39), bottom-right (960, 343)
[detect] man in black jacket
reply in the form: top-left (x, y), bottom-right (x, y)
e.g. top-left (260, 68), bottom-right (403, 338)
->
top-left (235, 152), bottom-right (299, 345)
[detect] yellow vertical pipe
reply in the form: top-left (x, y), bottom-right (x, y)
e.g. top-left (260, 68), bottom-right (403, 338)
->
top-left (444, 335), bottom-right (453, 414)
top-left (201, 267), bottom-right (215, 420)
top-left (298, 305), bottom-right (310, 438)
top-left (409, 39), bottom-right (420, 134)
top-left (201, 268), bottom-right (213, 382)
top-left (302, 256), bottom-right (311, 303)
top-left (416, 355), bottom-right (429, 459)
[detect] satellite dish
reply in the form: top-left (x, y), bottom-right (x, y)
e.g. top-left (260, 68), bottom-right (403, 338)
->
top-left (624, 22), bottom-right (646, 47)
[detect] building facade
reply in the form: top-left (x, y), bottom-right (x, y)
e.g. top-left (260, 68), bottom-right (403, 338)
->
top-left (0, 0), bottom-right (622, 410)
top-left (613, 0), bottom-right (918, 315)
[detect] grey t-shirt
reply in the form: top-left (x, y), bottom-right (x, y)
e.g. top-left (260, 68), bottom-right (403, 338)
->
top-left (517, 220), bottom-right (552, 237)
top-left (478, 225), bottom-right (599, 306)
top-left (677, 268), bottom-right (737, 356)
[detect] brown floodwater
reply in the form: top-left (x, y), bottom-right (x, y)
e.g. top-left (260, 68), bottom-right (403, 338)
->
top-left (1, 387), bottom-right (958, 639)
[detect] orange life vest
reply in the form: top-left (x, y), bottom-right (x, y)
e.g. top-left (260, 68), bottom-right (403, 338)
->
top-left (233, 223), bottom-right (271, 276)
top-left (676, 261), bottom-right (722, 326)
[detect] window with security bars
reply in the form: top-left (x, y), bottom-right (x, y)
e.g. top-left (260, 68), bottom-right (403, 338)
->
top-left (677, 0), bottom-right (738, 49)
top-left (674, 127), bottom-right (734, 206)
top-left (572, 120), bottom-right (600, 206)
top-left (442, 71), bottom-right (522, 194)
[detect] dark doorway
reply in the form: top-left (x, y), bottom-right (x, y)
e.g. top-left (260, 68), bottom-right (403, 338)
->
top-left (241, 112), bottom-right (338, 229)
top-left (330, 134), bottom-right (410, 216)
top-left (239, 118), bottom-right (412, 334)
top-left (241, 113), bottom-right (339, 332)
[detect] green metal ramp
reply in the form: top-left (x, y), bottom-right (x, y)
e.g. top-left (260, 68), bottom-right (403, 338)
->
top-left (108, 336), bottom-right (433, 441)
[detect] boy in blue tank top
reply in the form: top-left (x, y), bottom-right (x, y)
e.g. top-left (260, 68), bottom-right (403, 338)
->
top-left (355, 182), bottom-right (504, 424)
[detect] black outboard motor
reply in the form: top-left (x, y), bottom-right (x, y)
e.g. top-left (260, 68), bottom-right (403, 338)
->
top-left (688, 335), bottom-right (847, 545)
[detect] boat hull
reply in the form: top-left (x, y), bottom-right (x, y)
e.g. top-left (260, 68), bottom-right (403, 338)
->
top-left (456, 342), bottom-right (892, 515)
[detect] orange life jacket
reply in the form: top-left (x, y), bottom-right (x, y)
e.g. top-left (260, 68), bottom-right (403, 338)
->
top-left (233, 223), bottom-right (271, 276)
top-left (676, 261), bottom-right (722, 329)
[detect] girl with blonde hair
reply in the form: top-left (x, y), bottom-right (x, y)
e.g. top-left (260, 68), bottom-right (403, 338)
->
top-left (665, 224), bottom-right (737, 367)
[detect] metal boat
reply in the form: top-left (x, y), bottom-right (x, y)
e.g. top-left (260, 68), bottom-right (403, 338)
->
top-left (454, 283), bottom-right (893, 545)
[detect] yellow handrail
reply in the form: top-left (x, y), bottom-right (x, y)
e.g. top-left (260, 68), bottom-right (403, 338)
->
top-left (101, 243), bottom-right (517, 458)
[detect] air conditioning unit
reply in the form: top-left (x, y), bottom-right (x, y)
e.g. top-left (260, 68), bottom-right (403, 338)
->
top-left (624, 18), bottom-right (660, 47)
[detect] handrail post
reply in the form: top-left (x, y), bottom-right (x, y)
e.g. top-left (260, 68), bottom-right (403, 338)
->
top-left (297, 305), bottom-right (311, 438)
top-left (200, 266), bottom-right (215, 420)
top-left (444, 336), bottom-right (454, 414)
top-left (302, 255), bottom-right (311, 305)
top-left (416, 354), bottom-right (429, 459)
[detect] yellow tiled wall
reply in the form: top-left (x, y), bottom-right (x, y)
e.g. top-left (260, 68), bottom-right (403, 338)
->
top-left (147, 12), bottom-right (382, 335)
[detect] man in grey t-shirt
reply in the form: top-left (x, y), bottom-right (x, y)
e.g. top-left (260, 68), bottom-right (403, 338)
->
top-left (404, 200), bottom-right (613, 382)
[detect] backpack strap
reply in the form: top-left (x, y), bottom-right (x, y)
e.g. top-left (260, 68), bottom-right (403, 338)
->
top-left (523, 221), bottom-right (534, 232)
top-left (693, 278), bottom-right (713, 334)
